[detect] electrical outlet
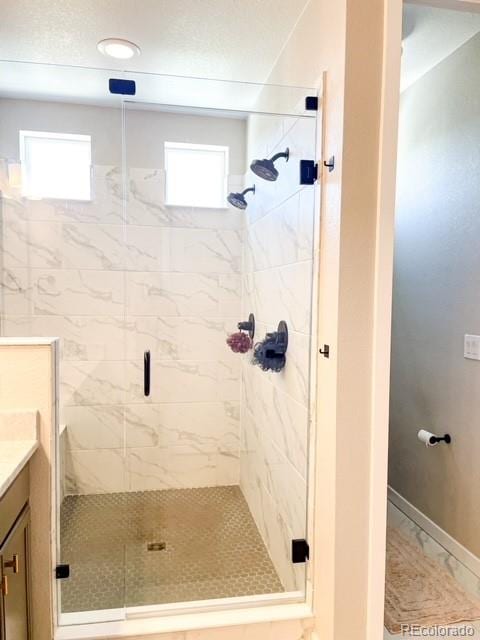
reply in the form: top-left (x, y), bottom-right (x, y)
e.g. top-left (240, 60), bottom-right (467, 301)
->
top-left (464, 334), bottom-right (480, 360)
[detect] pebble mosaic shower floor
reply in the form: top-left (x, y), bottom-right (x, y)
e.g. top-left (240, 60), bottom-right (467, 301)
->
top-left (60, 485), bottom-right (283, 612)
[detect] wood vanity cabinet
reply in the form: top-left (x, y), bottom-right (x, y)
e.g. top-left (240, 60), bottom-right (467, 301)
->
top-left (0, 467), bottom-right (31, 640)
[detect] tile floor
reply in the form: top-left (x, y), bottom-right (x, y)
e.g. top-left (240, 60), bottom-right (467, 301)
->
top-left (60, 485), bottom-right (283, 612)
top-left (384, 501), bottom-right (480, 638)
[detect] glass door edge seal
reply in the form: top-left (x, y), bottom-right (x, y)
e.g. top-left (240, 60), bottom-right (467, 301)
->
top-left (56, 601), bottom-right (313, 640)
top-left (57, 590), bottom-right (306, 627)
top-left (126, 590), bottom-right (306, 619)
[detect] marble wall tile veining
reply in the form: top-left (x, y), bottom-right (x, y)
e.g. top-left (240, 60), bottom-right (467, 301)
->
top-left (127, 446), bottom-right (239, 492)
top-left (65, 448), bottom-right (126, 495)
top-left (167, 228), bottom-right (242, 274)
top-left (245, 191), bottom-right (314, 273)
top-left (0, 268), bottom-right (32, 315)
top-left (125, 272), bottom-right (241, 318)
top-left (63, 405), bottom-right (124, 450)
top-left (32, 269), bottom-right (125, 316)
top-left (242, 365), bottom-right (308, 479)
top-left (61, 223), bottom-right (125, 271)
top-left (124, 359), bottom-right (240, 405)
top-left (61, 361), bottom-right (127, 406)
top-left (124, 316), bottom-right (239, 362)
top-left (248, 262), bottom-right (313, 335)
top-left (124, 401), bottom-right (240, 453)
top-left (125, 227), bottom-right (242, 274)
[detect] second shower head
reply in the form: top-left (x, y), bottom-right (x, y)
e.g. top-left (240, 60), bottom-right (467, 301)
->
top-left (250, 148), bottom-right (289, 182)
top-left (227, 185), bottom-right (255, 210)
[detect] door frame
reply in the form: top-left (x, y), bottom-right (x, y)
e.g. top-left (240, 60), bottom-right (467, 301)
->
top-left (368, 0), bottom-right (480, 637)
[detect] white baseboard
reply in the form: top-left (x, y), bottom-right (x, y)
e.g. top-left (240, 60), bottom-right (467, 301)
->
top-left (388, 486), bottom-right (480, 579)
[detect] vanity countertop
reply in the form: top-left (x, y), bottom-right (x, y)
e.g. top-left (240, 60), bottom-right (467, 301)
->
top-left (0, 410), bottom-right (39, 499)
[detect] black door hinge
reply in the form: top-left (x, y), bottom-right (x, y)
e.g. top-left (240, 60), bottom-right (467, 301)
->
top-left (305, 96), bottom-right (318, 111)
top-left (292, 539), bottom-right (310, 564)
top-left (55, 564), bottom-right (70, 579)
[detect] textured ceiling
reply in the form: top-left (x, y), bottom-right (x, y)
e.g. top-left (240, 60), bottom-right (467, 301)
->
top-left (402, 3), bottom-right (480, 91)
top-left (0, 0), bottom-right (310, 83)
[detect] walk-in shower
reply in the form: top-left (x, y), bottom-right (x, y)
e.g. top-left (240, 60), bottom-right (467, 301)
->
top-left (0, 62), bottom-right (320, 626)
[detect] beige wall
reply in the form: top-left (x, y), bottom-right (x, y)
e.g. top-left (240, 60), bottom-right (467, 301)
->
top-left (0, 341), bottom-right (56, 640)
top-left (389, 31), bottom-right (480, 557)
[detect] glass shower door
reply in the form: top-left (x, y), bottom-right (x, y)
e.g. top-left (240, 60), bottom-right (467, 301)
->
top-left (121, 81), bottom-right (318, 608)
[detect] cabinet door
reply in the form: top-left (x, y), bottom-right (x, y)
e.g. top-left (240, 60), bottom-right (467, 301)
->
top-left (0, 507), bottom-right (30, 640)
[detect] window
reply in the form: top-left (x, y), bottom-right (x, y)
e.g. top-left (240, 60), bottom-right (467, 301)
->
top-left (19, 130), bottom-right (92, 201)
top-left (164, 142), bottom-right (229, 208)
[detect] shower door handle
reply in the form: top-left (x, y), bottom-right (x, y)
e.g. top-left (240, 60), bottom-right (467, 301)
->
top-left (144, 350), bottom-right (151, 397)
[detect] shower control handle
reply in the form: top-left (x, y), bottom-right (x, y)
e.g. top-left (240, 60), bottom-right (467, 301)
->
top-left (144, 350), bottom-right (151, 397)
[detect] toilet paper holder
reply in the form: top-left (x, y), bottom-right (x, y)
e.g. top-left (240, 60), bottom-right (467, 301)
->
top-left (429, 434), bottom-right (451, 445)
top-left (418, 429), bottom-right (452, 447)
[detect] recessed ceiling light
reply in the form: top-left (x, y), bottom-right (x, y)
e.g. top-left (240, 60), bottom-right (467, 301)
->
top-left (97, 38), bottom-right (141, 60)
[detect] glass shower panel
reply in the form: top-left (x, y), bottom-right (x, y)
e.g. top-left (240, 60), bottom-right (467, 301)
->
top-left (122, 91), bottom-right (317, 606)
top-left (0, 61), bottom-right (128, 619)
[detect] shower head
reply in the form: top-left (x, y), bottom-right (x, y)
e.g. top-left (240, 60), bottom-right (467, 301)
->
top-left (227, 185), bottom-right (256, 210)
top-left (250, 148), bottom-right (289, 182)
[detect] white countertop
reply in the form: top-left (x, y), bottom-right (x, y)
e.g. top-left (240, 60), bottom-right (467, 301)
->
top-left (0, 440), bottom-right (38, 498)
top-left (0, 410), bottom-right (39, 498)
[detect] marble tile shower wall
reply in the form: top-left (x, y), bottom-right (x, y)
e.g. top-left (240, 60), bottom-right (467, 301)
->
top-left (240, 114), bottom-right (316, 591)
top-left (0, 161), bottom-right (245, 494)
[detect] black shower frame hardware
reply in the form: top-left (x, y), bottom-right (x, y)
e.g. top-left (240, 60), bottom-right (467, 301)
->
top-left (144, 350), bottom-right (151, 397)
top-left (55, 564), bottom-right (70, 579)
top-left (300, 159), bottom-right (318, 185)
top-left (305, 96), bottom-right (319, 111)
top-left (291, 538), bottom-right (310, 564)
top-left (109, 78), bottom-right (136, 95)
top-left (237, 313), bottom-right (255, 340)
top-left (429, 433), bottom-right (452, 445)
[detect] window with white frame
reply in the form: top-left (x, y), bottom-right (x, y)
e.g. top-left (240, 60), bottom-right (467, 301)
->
top-left (164, 142), bottom-right (229, 208)
top-left (19, 130), bottom-right (92, 201)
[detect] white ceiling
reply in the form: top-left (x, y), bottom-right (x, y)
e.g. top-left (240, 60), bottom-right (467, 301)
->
top-left (401, 3), bottom-right (480, 91)
top-left (0, 0), bottom-right (310, 83)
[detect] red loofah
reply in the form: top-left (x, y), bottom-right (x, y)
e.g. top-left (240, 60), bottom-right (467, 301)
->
top-left (226, 331), bottom-right (252, 354)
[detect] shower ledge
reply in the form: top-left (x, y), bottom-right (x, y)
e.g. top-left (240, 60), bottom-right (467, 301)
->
top-left (0, 409), bottom-right (39, 498)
